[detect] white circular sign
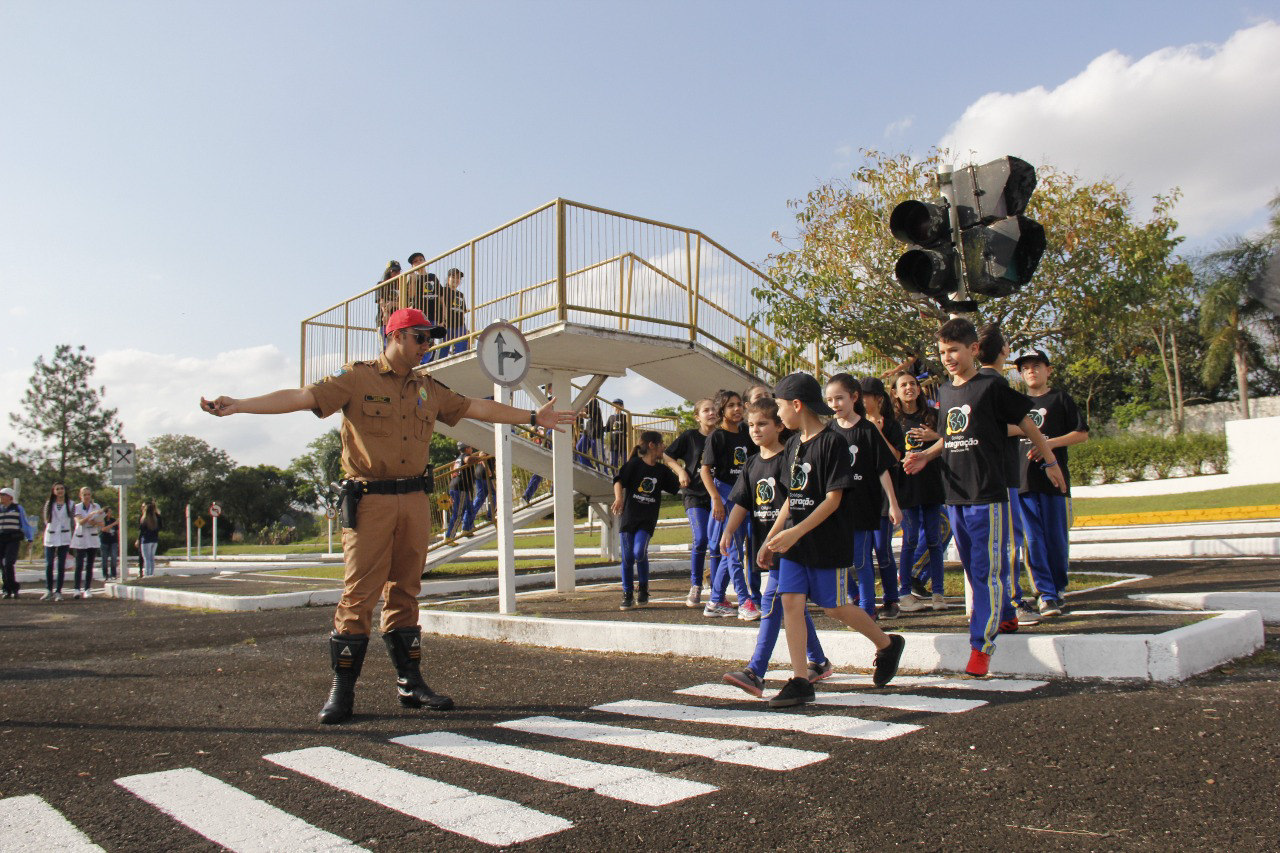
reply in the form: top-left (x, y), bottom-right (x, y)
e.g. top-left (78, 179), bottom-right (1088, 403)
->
top-left (209, 502), bottom-right (222, 517)
top-left (326, 506), bottom-right (337, 519)
top-left (475, 322), bottom-right (531, 387)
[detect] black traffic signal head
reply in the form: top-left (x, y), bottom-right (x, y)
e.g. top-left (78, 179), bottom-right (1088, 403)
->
top-left (952, 156), bottom-right (1038, 228)
top-left (961, 215), bottom-right (1047, 296)
top-left (890, 197), bottom-right (957, 300)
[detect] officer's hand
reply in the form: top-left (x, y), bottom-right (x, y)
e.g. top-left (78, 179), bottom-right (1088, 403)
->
top-left (201, 396), bottom-right (238, 417)
top-left (535, 397), bottom-right (578, 432)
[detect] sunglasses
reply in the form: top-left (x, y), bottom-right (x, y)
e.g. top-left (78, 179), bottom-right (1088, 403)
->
top-left (410, 331), bottom-right (432, 345)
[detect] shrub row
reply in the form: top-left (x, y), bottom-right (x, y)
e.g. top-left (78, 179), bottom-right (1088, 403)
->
top-left (1068, 432), bottom-right (1227, 485)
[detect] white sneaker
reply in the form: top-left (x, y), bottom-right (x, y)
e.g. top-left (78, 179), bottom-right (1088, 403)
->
top-left (930, 593), bottom-right (950, 611)
top-left (685, 586), bottom-right (702, 608)
top-left (899, 594), bottom-right (930, 613)
top-left (53, 592), bottom-right (63, 602)
top-left (40, 591), bottom-right (52, 601)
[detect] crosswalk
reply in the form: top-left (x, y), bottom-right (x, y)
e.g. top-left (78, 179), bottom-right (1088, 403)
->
top-left (3, 671), bottom-right (1049, 849)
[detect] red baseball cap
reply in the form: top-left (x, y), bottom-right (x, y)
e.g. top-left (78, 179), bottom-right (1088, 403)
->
top-left (385, 308), bottom-right (447, 338)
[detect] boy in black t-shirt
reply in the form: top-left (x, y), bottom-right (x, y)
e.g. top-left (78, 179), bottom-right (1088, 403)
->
top-left (720, 399), bottom-right (831, 696)
top-left (904, 320), bottom-right (1064, 677)
top-left (1014, 349), bottom-right (1089, 615)
top-left (612, 431), bottom-right (681, 610)
top-left (763, 373), bottom-right (905, 708)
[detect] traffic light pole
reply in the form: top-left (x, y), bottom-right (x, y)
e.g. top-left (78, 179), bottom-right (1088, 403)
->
top-left (935, 164), bottom-right (975, 318)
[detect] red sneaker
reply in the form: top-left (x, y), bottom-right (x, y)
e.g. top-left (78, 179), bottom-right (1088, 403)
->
top-left (998, 616), bottom-right (1019, 634)
top-left (965, 649), bottom-right (991, 677)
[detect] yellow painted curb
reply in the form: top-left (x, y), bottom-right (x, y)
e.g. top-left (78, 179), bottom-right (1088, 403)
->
top-left (1073, 504), bottom-right (1280, 527)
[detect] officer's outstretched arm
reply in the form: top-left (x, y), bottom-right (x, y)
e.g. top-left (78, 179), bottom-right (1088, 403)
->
top-left (201, 388), bottom-right (317, 417)
top-left (464, 397), bottom-right (576, 431)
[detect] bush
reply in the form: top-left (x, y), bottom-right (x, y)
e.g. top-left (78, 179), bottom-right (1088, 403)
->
top-left (1068, 432), bottom-right (1227, 485)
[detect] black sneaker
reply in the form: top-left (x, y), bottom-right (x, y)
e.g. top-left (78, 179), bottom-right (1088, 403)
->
top-left (807, 659), bottom-right (834, 683)
top-left (880, 601), bottom-right (901, 620)
top-left (911, 578), bottom-right (930, 599)
top-left (637, 585), bottom-right (649, 606)
top-left (872, 634), bottom-right (905, 687)
top-left (723, 668), bottom-right (765, 697)
top-left (619, 593), bottom-right (634, 611)
top-left (767, 676), bottom-right (816, 708)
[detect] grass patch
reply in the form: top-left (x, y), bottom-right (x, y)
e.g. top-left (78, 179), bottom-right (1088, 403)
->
top-left (1072, 483), bottom-right (1280, 517)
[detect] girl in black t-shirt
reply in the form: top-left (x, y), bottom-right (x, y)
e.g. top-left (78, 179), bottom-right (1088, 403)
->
top-left (612, 431), bottom-right (681, 610)
top-left (699, 389), bottom-right (759, 619)
top-left (824, 374), bottom-right (902, 619)
top-left (891, 370), bottom-right (950, 612)
top-left (662, 398), bottom-right (718, 607)
top-left (860, 376), bottom-right (906, 618)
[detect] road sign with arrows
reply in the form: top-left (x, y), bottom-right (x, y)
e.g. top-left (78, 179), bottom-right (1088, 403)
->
top-left (476, 322), bottom-right (531, 387)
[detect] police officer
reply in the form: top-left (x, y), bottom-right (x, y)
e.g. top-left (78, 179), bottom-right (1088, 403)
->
top-left (201, 307), bottom-right (574, 724)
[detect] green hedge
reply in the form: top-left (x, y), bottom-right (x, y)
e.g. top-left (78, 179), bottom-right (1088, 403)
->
top-left (1069, 433), bottom-right (1227, 485)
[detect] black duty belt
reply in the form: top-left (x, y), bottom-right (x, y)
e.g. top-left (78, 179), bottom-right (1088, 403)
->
top-left (359, 476), bottom-right (431, 495)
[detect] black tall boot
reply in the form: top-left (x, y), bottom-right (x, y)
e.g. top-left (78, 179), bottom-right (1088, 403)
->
top-left (382, 626), bottom-right (454, 711)
top-left (318, 632), bottom-right (368, 725)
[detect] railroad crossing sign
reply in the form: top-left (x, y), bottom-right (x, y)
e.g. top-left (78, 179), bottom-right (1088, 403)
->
top-left (476, 322), bottom-right (530, 387)
top-left (209, 503), bottom-right (222, 517)
top-left (109, 442), bottom-right (137, 486)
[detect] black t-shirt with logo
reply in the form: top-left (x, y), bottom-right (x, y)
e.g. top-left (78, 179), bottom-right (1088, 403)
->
top-left (898, 407), bottom-right (945, 508)
top-left (782, 425), bottom-right (856, 568)
top-left (875, 417), bottom-right (904, 516)
top-left (614, 457), bottom-right (680, 534)
top-left (728, 451), bottom-right (787, 542)
top-left (702, 426), bottom-right (756, 486)
top-left (441, 287), bottom-right (467, 330)
top-left (829, 418), bottom-right (892, 531)
top-left (1019, 387), bottom-right (1088, 495)
top-left (938, 373), bottom-right (1033, 506)
top-left (667, 428), bottom-right (711, 509)
top-left (978, 366), bottom-right (1022, 491)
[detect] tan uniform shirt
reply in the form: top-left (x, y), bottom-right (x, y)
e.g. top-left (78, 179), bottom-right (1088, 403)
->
top-left (307, 354), bottom-right (470, 480)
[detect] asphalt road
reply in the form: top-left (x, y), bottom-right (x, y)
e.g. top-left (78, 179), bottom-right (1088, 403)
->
top-left (1, 576), bottom-right (1277, 851)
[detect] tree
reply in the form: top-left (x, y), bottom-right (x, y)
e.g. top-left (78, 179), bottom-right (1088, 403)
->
top-left (8, 344), bottom-right (123, 482)
top-left (219, 464), bottom-right (299, 538)
top-left (287, 429), bottom-right (343, 511)
top-left (136, 434), bottom-right (236, 524)
top-left (1197, 237), bottom-right (1275, 418)
top-left (760, 149), bottom-right (1185, 389)
top-left (652, 402), bottom-right (698, 432)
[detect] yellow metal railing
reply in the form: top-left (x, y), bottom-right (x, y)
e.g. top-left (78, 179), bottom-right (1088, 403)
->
top-left (300, 198), bottom-right (898, 389)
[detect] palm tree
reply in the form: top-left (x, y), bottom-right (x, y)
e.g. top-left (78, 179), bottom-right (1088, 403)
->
top-left (1197, 237), bottom-right (1271, 418)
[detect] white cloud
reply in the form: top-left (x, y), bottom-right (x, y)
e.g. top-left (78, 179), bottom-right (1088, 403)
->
top-left (0, 345), bottom-right (331, 468)
top-left (938, 22), bottom-right (1280, 240)
top-left (883, 116), bottom-right (914, 137)
top-left (7, 306), bottom-right (27, 317)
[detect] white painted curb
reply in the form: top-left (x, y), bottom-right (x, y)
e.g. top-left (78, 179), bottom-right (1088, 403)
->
top-left (417, 608), bottom-right (1264, 682)
top-left (1129, 592), bottom-right (1280, 624)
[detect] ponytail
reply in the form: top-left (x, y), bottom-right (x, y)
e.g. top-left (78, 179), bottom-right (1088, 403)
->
top-left (630, 430), bottom-right (664, 459)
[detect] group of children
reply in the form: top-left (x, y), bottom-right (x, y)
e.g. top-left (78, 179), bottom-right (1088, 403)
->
top-left (608, 317), bottom-right (1086, 694)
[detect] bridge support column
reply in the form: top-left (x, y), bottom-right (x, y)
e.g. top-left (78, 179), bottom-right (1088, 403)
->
top-left (592, 501), bottom-right (618, 561)
top-left (550, 369), bottom-right (576, 593)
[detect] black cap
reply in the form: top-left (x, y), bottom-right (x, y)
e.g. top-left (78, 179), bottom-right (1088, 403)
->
top-left (773, 372), bottom-right (834, 416)
top-left (407, 252), bottom-right (425, 264)
top-left (858, 376), bottom-right (888, 398)
top-left (1014, 348), bottom-right (1051, 368)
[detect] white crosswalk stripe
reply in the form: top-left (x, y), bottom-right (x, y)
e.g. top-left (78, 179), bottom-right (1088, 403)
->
top-left (264, 746), bottom-right (572, 846)
top-left (394, 731), bottom-right (716, 805)
top-left (593, 699), bottom-right (921, 740)
top-left (677, 683), bottom-right (988, 713)
top-left (770, 671), bottom-right (1047, 693)
top-left (114, 767), bottom-right (365, 852)
top-left (497, 715), bottom-right (828, 770)
top-left (0, 795), bottom-right (104, 853)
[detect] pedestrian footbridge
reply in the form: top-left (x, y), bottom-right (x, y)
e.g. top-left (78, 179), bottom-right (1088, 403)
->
top-left (300, 199), bottom-right (893, 586)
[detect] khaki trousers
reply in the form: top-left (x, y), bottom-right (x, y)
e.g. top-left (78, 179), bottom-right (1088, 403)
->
top-left (334, 491), bottom-right (431, 635)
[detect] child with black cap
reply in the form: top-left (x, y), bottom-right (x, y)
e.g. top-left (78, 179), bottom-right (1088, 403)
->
top-left (763, 372), bottom-right (905, 707)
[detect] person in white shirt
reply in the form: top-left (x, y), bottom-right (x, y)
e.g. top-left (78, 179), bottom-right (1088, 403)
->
top-left (42, 484), bottom-right (73, 601)
top-left (71, 487), bottom-right (104, 598)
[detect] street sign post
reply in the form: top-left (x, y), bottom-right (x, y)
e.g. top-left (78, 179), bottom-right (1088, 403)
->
top-left (194, 516), bottom-right (205, 555)
top-left (109, 443), bottom-right (136, 581)
top-left (326, 505), bottom-right (337, 554)
top-left (209, 502), bottom-right (222, 559)
top-left (475, 321), bottom-right (531, 614)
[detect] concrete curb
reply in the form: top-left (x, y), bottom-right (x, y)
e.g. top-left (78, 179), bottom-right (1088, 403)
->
top-left (417, 608), bottom-right (1265, 682)
top-left (1129, 592), bottom-right (1280, 625)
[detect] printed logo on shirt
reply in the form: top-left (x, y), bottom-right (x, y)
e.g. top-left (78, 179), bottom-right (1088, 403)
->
top-left (733, 446), bottom-right (748, 465)
top-left (905, 431), bottom-right (924, 451)
top-left (946, 404), bottom-right (972, 435)
top-left (848, 443), bottom-right (859, 467)
top-left (637, 477), bottom-right (657, 494)
top-left (755, 477), bottom-right (776, 505)
top-left (1029, 407), bottom-right (1046, 428)
top-left (789, 461), bottom-right (811, 491)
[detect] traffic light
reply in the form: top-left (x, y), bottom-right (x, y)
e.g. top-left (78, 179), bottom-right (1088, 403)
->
top-left (889, 198), bottom-right (957, 302)
top-left (952, 156), bottom-right (1047, 297)
top-left (889, 156), bottom-right (1046, 307)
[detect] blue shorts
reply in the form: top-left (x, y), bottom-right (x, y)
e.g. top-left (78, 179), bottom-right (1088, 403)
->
top-left (775, 557), bottom-right (854, 609)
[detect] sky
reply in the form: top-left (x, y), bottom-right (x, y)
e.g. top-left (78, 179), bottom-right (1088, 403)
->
top-left (3, 1), bottom-right (1279, 467)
